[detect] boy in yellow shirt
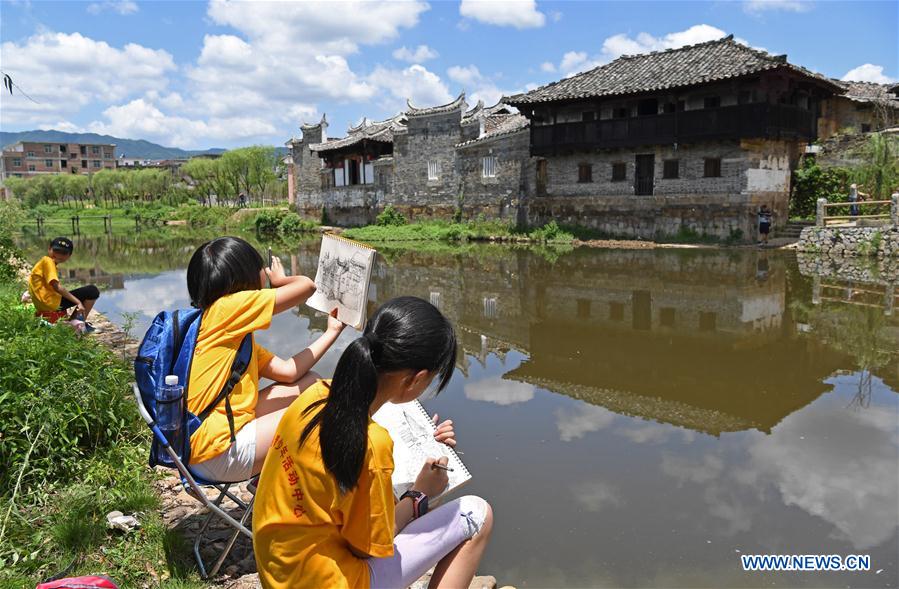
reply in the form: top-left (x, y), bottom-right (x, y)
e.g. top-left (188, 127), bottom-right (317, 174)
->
top-left (29, 237), bottom-right (100, 333)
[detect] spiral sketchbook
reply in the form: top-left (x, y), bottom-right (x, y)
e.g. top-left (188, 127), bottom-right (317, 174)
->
top-left (306, 233), bottom-right (377, 331)
top-left (372, 399), bottom-right (472, 501)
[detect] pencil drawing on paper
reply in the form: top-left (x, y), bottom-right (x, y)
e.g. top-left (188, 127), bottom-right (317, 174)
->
top-left (317, 249), bottom-right (368, 313)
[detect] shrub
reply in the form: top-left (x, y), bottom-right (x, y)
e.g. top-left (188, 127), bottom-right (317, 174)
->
top-left (180, 204), bottom-right (232, 228)
top-left (376, 205), bottom-right (407, 227)
top-left (255, 209), bottom-right (286, 233)
top-left (528, 221), bottom-right (574, 243)
top-left (278, 212), bottom-right (317, 236)
top-left (791, 157), bottom-right (851, 218)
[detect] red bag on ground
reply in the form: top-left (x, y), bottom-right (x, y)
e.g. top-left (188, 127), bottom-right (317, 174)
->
top-left (36, 576), bottom-right (119, 589)
top-left (36, 309), bottom-right (68, 324)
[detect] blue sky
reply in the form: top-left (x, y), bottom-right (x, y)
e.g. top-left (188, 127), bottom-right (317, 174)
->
top-left (1, 0), bottom-right (896, 150)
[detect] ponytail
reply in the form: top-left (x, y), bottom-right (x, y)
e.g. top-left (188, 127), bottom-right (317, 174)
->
top-left (301, 337), bottom-right (379, 492)
top-left (301, 296), bottom-right (457, 493)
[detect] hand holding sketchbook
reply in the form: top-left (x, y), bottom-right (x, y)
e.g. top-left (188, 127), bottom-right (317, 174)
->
top-left (372, 400), bottom-right (472, 500)
top-left (306, 234), bottom-right (377, 330)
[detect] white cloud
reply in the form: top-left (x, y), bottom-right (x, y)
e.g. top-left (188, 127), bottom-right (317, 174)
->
top-left (464, 376), bottom-right (535, 405)
top-left (743, 0), bottom-right (812, 14)
top-left (392, 44), bottom-right (439, 63)
top-left (37, 120), bottom-right (84, 133)
top-left (88, 98), bottom-right (277, 148)
top-left (555, 404), bottom-right (615, 441)
top-left (0, 31), bottom-right (175, 129)
top-left (446, 64), bottom-right (512, 107)
top-left (369, 64), bottom-right (452, 110)
top-left (87, 0), bottom-right (138, 15)
top-left (842, 64), bottom-right (897, 84)
top-left (539, 61), bottom-right (556, 73)
top-left (459, 0), bottom-right (546, 29)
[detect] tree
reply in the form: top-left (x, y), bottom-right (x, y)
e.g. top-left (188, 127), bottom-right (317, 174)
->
top-left (182, 158), bottom-right (218, 205)
top-left (246, 146), bottom-right (278, 203)
top-left (853, 133), bottom-right (898, 200)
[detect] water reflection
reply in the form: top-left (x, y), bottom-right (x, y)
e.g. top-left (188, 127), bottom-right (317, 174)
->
top-left (19, 232), bottom-right (897, 588)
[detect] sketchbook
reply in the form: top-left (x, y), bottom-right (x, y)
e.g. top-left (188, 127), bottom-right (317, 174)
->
top-left (372, 399), bottom-right (472, 501)
top-left (306, 233), bottom-right (377, 331)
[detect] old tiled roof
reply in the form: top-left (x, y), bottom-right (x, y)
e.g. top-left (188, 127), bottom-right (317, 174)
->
top-left (507, 35), bottom-right (843, 106)
top-left (834, 81), bottom-right (899, 106)
top-left (309, 115), bottom-right (406, 153)
top-left (406, 92), bottom-right (468, 116)
top-left (300, 113), bottom-right (327, 130)
top-left (461, 100), bottom-right (485, 123)
top-left (462, 100), bottom-right (516, 124)
top-left (456, 113), bottom-right (529, 148)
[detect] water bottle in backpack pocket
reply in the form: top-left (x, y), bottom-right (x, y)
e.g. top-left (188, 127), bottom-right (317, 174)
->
top-left (153, 375), bottom-right (186, 466)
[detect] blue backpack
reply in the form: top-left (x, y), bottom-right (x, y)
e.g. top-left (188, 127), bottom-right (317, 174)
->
top-left (134, 308), bottom-right (252, 468)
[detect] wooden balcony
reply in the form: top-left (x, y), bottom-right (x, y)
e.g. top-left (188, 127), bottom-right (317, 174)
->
top-left (531, 103), bottom-right (816, 155)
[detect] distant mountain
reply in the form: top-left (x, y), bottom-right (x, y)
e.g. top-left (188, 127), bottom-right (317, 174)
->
top-left (0, 130), bottom-right (228, 160)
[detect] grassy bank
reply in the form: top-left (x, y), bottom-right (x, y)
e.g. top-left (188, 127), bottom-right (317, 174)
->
top-left (343, 208), bottom-right (574, 245)
top-left (0, 273), bottom-right (203, 586)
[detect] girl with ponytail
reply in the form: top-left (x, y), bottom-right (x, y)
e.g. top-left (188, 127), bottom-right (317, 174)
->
top-left (253, 296), bottom-right (494, 589)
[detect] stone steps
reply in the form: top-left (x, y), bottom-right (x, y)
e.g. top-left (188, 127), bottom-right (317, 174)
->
top-left (776, 221), bottom-right (814, 238)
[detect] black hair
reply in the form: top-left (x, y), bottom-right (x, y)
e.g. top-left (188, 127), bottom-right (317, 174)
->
top-left (50, 237), bottom-right (74, 255)
top-left (186, 236), bottom-right (265, 309)
top-left (301, 296), bottom-right (457, 492)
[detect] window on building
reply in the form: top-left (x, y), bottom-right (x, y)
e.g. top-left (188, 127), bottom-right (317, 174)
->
top-left (93, 160), bottom-right (101, 168)
top-left (429, 291), bottom-right (441, 309)
top-left (91, 146), bottom-right (100, 154)
top-left (483, 296), bottom-right (498, 319)
top-left (704, 158), bottom-right (722, 178)
top-left (27, 151), bottom-right (35, 158)
top-left (104, 151), bottom-right (113, 159)
top-left (577, 163), bottom-right (593, 183)
top-left (582, 111), bottom-right (595, 122)
top-left (577, 299), bottom-right (591, 319)
top-left (482, 156), bottom-right (497, 178)
top-left (61, 160), bottom-right (67, 168)
top-left (609, 302), bottom-right (624, 321)
top-left (663, 102), bottom-right (676, 114)
top-left (13, 158), bottom-right (21, 167)
top-left (80, 146), bottom-right (87, 155)
top-left (81, 160), bottom-right (87, 168)
top-left (60, 145), bottom-right (67, 153)
top-left (44, 145), bottom-right (52, 153)
top-left (611, 162), bottom-right (626, 182)
top-left (613, 107), bottom-right (629, 119)
top-left (637, 98), bottom-right (658, 116)
top-left (738, 90), bottom-right (753, 105)
top-left (703, 96), bottom-right (721, 109)
top-left (660, 307), bottom-right (676, 327)
top-left (663, 159), bottom-right (679, 179)
top-left (427, 160), bottom-right (439, 181)
top-left (677, 100), bottom-right (686, 112)
top-left (28, 165), bottom-right (35, 171)
top-left (45, 159), bottom-right (53, 167)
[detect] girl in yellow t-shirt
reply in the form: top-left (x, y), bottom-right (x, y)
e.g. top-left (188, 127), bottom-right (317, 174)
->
top-left (185, 236), bottom-right (344, 483)
top-left (253, 297), bottom-right (493, 589)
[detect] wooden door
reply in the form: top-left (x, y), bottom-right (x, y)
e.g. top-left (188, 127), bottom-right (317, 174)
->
top-left (536, 159), bottom-right (547, 195)
top-left (634, 154), bottom-right (654, 196)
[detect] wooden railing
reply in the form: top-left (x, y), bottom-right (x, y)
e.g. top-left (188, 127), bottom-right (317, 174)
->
top-left (530, 103), bottom-right (816, 154)
top-left (815, 196), bottom-right (898, 227)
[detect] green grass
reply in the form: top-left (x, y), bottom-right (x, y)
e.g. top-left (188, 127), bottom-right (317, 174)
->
top-left (343, 219), bottom-right (574, 245)
top-left (0, 275), bottom-right (206, 587)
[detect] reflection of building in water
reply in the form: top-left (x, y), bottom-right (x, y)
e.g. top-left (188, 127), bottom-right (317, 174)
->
top-left (294, 244), bottom-right (850, 434)
top-left (62, 266), bottom-right (124, 289)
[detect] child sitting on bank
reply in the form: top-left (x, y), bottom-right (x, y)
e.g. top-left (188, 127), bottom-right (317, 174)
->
top-left (253, 296), bottom-right (493, 589)
top-left (29, 237), bottom-right (101, 333)
top-left (185, 236), bottom-right (344, 483)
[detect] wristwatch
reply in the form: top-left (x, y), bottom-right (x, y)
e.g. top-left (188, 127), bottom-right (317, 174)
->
top-left (400, 490), bottom-right (429, 519)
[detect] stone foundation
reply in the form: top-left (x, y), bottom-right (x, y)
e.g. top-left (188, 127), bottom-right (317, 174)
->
top-left (798, 225), bottom-right (899, 257)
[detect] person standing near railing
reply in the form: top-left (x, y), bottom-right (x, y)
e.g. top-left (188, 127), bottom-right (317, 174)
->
top-left (757, 204), bottom-right (773, 246)
top-left (848, 183), bottom-right (868, 217)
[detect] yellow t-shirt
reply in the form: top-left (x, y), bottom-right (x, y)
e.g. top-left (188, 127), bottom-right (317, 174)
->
top-left (188, 289), bottom-right (277, 464)
top-left (253, 381), bottom-right (396, 589)
top-left (29, 256), bottom-right (62, 312)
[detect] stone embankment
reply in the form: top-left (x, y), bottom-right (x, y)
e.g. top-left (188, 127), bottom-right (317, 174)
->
top-left (798, 226), bottom-right (899, 257)
top-left (797, 251), bottom-right (899, 284)
top-left (91, 312), bottom-right (509, 589)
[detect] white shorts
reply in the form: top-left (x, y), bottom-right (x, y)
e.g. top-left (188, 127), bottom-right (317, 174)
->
top-left (189, 420), bottom-right (257, 483)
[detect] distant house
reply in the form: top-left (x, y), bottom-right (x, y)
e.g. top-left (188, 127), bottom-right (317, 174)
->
top-left (505, 35), bottom-right (843, 240)
top-left (0, 141), bottom-right (116, 180)
top-left (289, 35), bottom-right (882, 241)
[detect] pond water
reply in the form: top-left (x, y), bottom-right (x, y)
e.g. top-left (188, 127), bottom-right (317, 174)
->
top-left (17, 232), bottom-right (899, 588)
